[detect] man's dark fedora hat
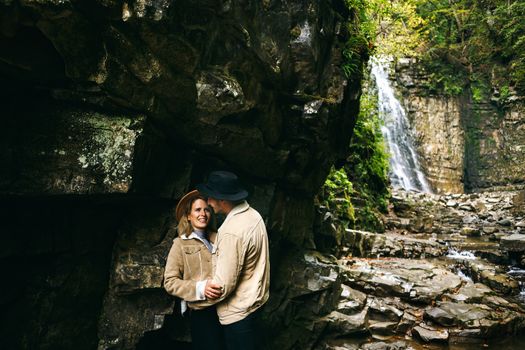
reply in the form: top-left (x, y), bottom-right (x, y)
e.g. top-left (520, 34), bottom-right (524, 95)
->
top-left (196, 171), bottom-right (248, 201)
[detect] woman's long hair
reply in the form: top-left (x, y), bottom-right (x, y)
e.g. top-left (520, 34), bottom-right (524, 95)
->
top-left (177, 195), bottom-right (216, 237)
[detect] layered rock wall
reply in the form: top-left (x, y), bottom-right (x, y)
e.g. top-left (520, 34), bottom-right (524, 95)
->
top-left (395, 58), bottom-right (465, 194)
top-left (465, 99), bottom-right (525, 191)
top-left (395, 58), bottom-right (525, 193)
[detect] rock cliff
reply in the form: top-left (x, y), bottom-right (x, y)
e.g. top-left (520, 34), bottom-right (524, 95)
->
top-left (394, 58), bottom-right (525, 194)
top-left (0, 0), bottom-right (365, 349)
top-left (394, 58), bottom-right (465, 194)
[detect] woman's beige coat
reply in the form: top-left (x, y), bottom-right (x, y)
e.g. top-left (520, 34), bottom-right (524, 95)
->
top-left (164, 232), bottom-right (216, 309)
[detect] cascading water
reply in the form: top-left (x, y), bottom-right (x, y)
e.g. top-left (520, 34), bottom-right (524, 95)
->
top-left (370, 57), bottom-right (432, 193)
top-left (508, 267), bottom-right (525, 302)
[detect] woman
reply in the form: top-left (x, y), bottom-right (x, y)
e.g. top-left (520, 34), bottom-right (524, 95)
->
top-left (164, 190), bottom-right (225, 350)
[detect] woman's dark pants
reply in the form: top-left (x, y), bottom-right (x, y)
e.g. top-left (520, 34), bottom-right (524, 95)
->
top-left (190, 306), bottom-right (226, 350)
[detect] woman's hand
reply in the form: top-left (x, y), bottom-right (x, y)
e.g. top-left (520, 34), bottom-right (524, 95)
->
top-left (204, 280), bottom-right (223, 299)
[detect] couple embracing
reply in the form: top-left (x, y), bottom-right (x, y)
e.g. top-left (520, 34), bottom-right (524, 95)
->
top-left (164, 171), bottom-right (270, 350)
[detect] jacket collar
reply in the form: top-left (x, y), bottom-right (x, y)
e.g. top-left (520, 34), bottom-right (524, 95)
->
top-left (219, 201), bottom-right (249, 231)
top-left (180, 231), bottom-right (217, 245)
top-left (180, 232), bottom-right (201, 240)
top-left (229, 200), bottom-right (250, 216)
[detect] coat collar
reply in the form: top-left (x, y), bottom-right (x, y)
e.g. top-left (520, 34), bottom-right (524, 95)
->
top-left (180, 231), bottom-right (217, 245)
top-left (229, 200), bottom-right (250, 216)
top-left (219, 201), bottom-right (249, 231)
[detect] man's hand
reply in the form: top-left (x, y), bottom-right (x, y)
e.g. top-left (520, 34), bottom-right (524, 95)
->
top-left (204, 280), bottom-right (223, 299)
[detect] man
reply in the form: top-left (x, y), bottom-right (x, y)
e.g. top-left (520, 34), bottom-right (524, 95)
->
top-left (194, 170), bottom-right (270, 350)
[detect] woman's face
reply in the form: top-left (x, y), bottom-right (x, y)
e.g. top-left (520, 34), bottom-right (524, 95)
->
top-left (187, 198), bottom-right (210, 231)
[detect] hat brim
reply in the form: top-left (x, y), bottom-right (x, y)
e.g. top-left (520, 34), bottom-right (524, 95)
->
top-left (196, 183), bottom-right (248, 201)
top-left (175, 190), bottom-right (201, 222)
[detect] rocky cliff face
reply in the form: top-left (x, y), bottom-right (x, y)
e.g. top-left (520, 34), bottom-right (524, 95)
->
top-left (0, 0), bottom-right (364, 349)
top-left (394, 58), bottom-right (525, 194)
top-left (464, 97), bottom-right (525, 191)
top-left (394, 58), bottom-right (465, 194)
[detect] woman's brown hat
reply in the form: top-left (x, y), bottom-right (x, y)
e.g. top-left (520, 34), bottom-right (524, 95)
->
top-left (175, 190), bottom-right (201, 222)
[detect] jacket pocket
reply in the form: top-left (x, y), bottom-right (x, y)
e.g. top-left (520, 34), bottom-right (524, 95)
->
top-left (182, 245), bottom-right (202, 277)
top-left (183, 246), bottom-right (202, 254)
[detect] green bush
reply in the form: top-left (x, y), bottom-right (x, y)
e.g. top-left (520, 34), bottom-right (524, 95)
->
top-left (318, 89), bottom-right (390, 233)
top-left (320, 167), bottom-right (356, 227)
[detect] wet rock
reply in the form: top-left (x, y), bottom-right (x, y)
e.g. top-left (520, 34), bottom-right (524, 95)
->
top-left (343, 229), bottom-right (447, 259)
top-left (462, 215), bottom-right (479, 224)
top-left (483, 226), bottom-right (499, 234)
top-left (425, 302), bottom-right (492, 328)
top-left (368, 321), bottom-right (398, 336)
top-left (361, 341), bottom-right (410, 350)
top-left (322, 309), bottom-right (369, 336)
top-left (490, 232), bottom-right (508, 241)
top-left (98, 290), bottom-right (175, 349)
top-left (448, 328), bottom-right (484, 343)
top-left (472, 200), bottom-right (487, 212)
top-left (446, 200), bottom-right (458, 207)
top-left (480, 294), bottom-right (519, 311)
top-left (341, 258), bottom-right (462, 303)
top-left (462, 227), bottom-right (481, 237)
top-left (516, 220), bottom-right (525, 228)
top-left (395, 309), bottom-right (420, 334)
top-left (500, 233), bottom-right (525, 252)
top-left (390, 196), bottom-right (415, 216)
top-left (411, 324), bottom-right (448, 342)
top-left (338, 285), bottom-right (367, 315)
top-left (318, 345), bottom-right (358, 350)
top-left (459, 203), bottom-right (475, 211)
top-left (368, 298), bottom-right (404, 322)
top-left (498, 218), bottom-right (513, 226)
top-left (425, 306), bottom-right (458, 326)
top-left (462, 260), bottom-right (520, 294)
top-left (445, 282), bottom-right (493, 303)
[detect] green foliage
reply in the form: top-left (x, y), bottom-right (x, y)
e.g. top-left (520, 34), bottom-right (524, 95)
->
top-left (411, 0), bottom-right (525, 94)
top-left (341, 0), bottom-right (430, 76)
top-left (366, 0), bottom-right (427, 58)
top-left (345, 91), bottom-right (390, 230)
top-left (343, 36), bottom-right (369, 77)
top-left (471, 79), bottom-right (490, 103)
top-left (342, 0), bottom-right (373, 78)
top-left (318, 90), bottom-right (390, 232)
top-left (499, 84), bottom-right (511, 101)
top-left (320, 167), bottom-right (356, 227)
top-left (422, 60), bottom-right (467, 96)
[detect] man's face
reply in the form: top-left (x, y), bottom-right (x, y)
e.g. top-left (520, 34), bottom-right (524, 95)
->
top-left (206, 197), bottom-right (223, 214)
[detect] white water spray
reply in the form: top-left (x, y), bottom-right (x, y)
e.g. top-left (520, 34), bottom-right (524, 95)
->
top-left (370, 57), bottom-right (432, 193)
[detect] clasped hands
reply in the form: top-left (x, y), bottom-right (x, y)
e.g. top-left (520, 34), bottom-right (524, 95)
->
top-left (204, 280), bottom-right (223, 299)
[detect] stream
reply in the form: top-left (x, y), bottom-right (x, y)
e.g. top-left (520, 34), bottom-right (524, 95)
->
top-left (320, 186), bottom-right (525, 349)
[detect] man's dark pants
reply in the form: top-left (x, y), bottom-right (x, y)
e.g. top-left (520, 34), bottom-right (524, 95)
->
top-left (190, 306), bottom-right (226, 350)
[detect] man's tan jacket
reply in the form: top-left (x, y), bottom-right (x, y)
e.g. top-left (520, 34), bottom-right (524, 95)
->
top-left (164, 232), bottom-right (216, 309)
top-left (195, 201), bottom-right (270, 325)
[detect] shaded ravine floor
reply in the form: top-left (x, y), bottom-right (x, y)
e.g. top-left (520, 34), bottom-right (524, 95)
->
top-left (325, 333), bottom-right (525, 350)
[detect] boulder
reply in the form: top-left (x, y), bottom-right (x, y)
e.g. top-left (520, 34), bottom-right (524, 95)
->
top-left (411, 324), bottom-right (448, 342)
top-left (501, 233), bottom-right (525, 252)
top-left (322, 309), bottom-right (369, 336)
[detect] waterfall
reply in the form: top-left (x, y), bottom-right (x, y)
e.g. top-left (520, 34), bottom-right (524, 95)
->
top-left (370, 57), bottom-right (432, 193)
